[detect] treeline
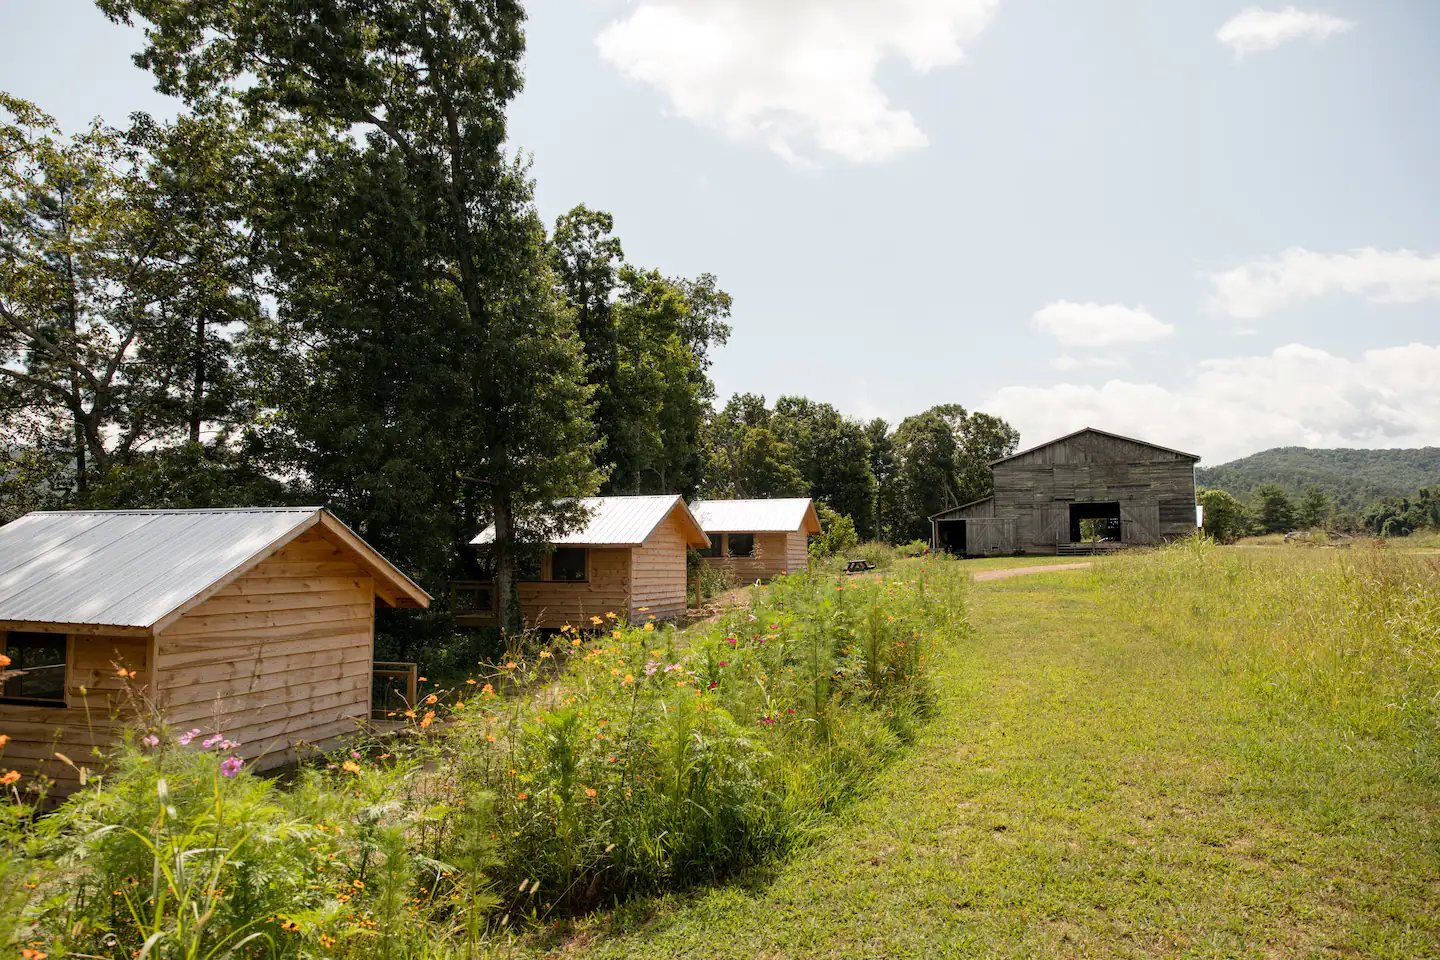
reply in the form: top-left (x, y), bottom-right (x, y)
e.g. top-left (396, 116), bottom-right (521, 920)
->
top-left (0, 3), bottom-right (1017, 639)
top-left (1198, 483), bottom-right (1440, 541)
top-left (1196, 446), bottom-right (1440, 511)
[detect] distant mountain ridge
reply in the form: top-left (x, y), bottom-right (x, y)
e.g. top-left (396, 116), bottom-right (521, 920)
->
top-left (1196, 446), bottom-right (1440, 510)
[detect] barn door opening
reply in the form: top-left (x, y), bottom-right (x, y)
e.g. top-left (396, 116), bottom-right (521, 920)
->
top-left (1068, 502), bottom-right (1121, 543)
top-left (935, 520), bottom-right (966, 554)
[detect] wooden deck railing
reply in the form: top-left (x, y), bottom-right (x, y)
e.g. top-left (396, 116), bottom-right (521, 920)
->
top-left (372, 661), bottom-right (418, 719)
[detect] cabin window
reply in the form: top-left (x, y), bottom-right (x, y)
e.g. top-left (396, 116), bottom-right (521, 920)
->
top-left (0, 631), bottom-right (68, 707)
top-left (515, 552), bottom-right (543, 582)
top-left (727, 533), bottom-right (755, 558)
top-left (550, 547), bottom-right (589, 582)
top-left (701, 535), bottom-right (723, 558)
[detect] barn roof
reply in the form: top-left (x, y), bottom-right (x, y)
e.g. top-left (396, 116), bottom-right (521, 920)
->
top-left (929, 496), bottom-right (994, 521)
top-left (689, 498), bottom-right (821, 535)
top-left (471, 495), bottom-right (709, 549)
top-left (990, 427), bottom-right (1200, 467)
top-left (0, 507), bottom-right (430, 634)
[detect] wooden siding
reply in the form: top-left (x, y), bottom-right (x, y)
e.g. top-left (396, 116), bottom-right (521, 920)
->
top-left (630, 511), bottom-right (691, 619)
top-left (153, 529), bottom-right (375, 773)
top-left (0, 631), bottom-right (151, 795)
top-left (701, 530), bottom-right (807, 584)
top-left (966, 519), bottom-right (1017, 556)
top-left (992, 435), bottom-right (1197, 555)
top-left (512, 548), bottom-right (631, 630)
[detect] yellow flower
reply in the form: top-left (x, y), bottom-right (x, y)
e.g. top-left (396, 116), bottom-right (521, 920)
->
top-left (643, 622), bottom-right (655, 632)
top-left (319, 935), bottom-right (336, 947)
top-left (590, 616), bottom-right (602, 625)
top-left (465, 678), bottom-right (477, 684)
top-left (605, 611), bottom-right (617, 619)
top-left (622, 674), bottom-right (634, 685)
top-left (281, 920), bottom-right (300, 932)
top-left (572, 638), bottom-right (582, 647)
top-left (352, 880), bottom-right (365, 889)
top-left (342, 761), bottom-right (361, 774)
top-left (539, 651), bottom-right (552, 659)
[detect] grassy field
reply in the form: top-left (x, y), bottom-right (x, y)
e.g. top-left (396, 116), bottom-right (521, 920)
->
top-left (536, 550), bottom-right (1440, 959)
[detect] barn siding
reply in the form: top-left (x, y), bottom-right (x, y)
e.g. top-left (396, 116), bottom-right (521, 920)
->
top-left (153, 529), bottom-right (375, 772)
top-left (630, 511), bottom-right (690, 619)
top-left (992, 445), bottom-right (1197, 555)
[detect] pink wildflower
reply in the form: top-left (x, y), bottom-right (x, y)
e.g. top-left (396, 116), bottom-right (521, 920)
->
top-left (202, 734), bottom-right (222, 749)
top-left (141, 734), bottom-right (159, 749)
top-left (176, 728), bottom-right (201, 746)
top-left (220, 756), bottom-right (243, 778)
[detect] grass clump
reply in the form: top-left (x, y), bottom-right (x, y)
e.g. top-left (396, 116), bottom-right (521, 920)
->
top-left (1090, 538), bottom-right (1440, 782)
top-left (0, 560), bottom-right (965, 957)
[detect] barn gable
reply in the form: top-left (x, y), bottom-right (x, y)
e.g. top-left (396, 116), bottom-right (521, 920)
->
top-left (992, 428), bottom-right (1200, 470)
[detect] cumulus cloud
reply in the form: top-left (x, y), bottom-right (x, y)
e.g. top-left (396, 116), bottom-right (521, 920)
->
top-left (984, 343), bottom-right (1440, 464)
top-left (1209, 247), bottom-right (1440, 318)
top-left (1032, 301), bottom-right (1174, 347)
top-left (595, 0), bottom-right (998, 165)
top-left (1216, 6), bottom-right (1353, 57)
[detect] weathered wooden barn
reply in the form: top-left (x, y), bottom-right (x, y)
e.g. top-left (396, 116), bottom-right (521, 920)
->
top-left (931, 428), bottom-right (1199, 556)
top-left (463, 495), bottom-right (709, 630)
top-left (0, 507), bottom-right (430, 795)
top-left (689, 498), bottom-right (820, 583)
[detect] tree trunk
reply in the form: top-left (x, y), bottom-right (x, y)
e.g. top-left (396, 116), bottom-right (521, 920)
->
top-left (492, 487), bottom-right (524, 638)
top-left (189, 309), bottom-right (207, 444)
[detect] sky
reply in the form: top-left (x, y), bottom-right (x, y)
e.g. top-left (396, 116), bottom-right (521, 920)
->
top-left (3, 0), bottom-right (1439, 466)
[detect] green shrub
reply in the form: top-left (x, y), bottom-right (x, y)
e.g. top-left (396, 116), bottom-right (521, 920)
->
top-left (1, 561), bottom-right (968, 954)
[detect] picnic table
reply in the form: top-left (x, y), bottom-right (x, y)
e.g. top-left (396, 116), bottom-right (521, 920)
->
top-left (845, 559), bottom-right (875, 574)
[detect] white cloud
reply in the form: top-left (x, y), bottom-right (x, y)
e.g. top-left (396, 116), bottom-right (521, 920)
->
top-left (1216, 6), bottom-right (1353, 57)
top-left (1033, 301), bottom-right (1174, 347)
top-left (985, 342), bottom-right (1440, 464)
top-left (1050, 355), bottom-right (1129, 371)
top-left (595, 0), bottom-right (998, 165)
top-left (1209, 247), bottom-right (1440, 318)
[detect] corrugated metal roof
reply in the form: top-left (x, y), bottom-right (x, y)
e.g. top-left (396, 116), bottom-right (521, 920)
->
top-left (689, 498), bottom-right (820, 534)
top-left (0, 508), bottom-right (320, 629)
top-left (471, 495), bottom-right (708, 547)
top-left (0, 507), bottom-right (430, 630)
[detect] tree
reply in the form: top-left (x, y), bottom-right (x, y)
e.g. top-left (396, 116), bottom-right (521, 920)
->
top-left (1296, 486), bottom-right (1332, 530)
top-left (1251, 483), bottom-right (1297, 534)
top-left (888, 405), bottom-right (1019, 542)
top-left (2, 95), bottom-right (261, 502)
top-left (864, 418), bottom-right (896, 541)
top-left (702, 394), bottom-right (805, 499)
top-left (103, 0), bottom-right (603, 633)
top-left (771, 396), bottom-right (875, 535)
top-left (1197, 487), bottom-right (1248, 543)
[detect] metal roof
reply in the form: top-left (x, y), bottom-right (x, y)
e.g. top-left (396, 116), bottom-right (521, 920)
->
top-left (0, 507), bottom-right (429, 631)
top-left (471, 495), bottom-right (709, 548)
top-left (689, 498), bottom-right (821, 534)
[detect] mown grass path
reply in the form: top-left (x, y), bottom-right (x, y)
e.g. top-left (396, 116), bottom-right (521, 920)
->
top-left (554, 569), bottom-right (1440, 959)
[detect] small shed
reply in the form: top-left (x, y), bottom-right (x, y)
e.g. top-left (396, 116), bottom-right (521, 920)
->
top-left (689, 498), bottom-right (820, 583)
top-left (931, 427), bottom-right (1200, 556)
top-left (464, 495), bottom-right (709, 630)
top-left (0, 507), bottom-right (430, 795)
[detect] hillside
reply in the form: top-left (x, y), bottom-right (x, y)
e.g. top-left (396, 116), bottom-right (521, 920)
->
top-left (1196, 446), bottom-right (1440, 509)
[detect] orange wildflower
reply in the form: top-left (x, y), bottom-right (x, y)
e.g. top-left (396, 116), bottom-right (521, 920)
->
top-left (424, 694), bottom-right (438, 704)
top-left (342, 761), bottom-right (361, 774)
top-left (643, 622), bottom-right (655, 632)
top-left (0, 654), bottom-right (9, 667)
top-left (518, 791), bottom-right (528, 800)
top-left (585, 787), bottom-right (597, 797)
top-left (0, 770), bottom-right (20, 786)
top-left (482, 683), bottom-right (494, 695)
top-left (420, 710), bottom-right (436, 729)
top-left (486, 733), bottom-right (497, 743)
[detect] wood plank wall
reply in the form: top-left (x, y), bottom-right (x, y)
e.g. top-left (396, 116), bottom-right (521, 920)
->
top-left (0, 631), bottom-right (149, 795)
top-left (629, 510), bottom-right (691, 620)
top-left (153, 529), bottom-right (375, 771)
top-left (701, 530), bottom-right (805, 584)
top-left (513, 548), bottom-right (631, 629)
top-left (993, 432), bottom-right (1197, 554)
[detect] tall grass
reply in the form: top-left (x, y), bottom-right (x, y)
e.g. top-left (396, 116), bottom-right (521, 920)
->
top-left (1089, 539), bottom-right (1440, 782)
top-left (0, 560), bottom-right (967, 957)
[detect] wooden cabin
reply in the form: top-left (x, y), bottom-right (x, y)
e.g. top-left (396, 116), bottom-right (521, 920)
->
top-left (463, 495), bottom-right (709, 630)
top-left (931, 427), bottom-right (1199, 556)
top-left (689, 498), bottom-right (820, 583)
top-left (0, 507), bottom-right (429, 796)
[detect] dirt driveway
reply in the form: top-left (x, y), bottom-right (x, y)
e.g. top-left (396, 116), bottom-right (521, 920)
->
top-left (971, 562), bottom-right (1093, 581)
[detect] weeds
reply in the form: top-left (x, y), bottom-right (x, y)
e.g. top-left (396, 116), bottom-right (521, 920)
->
top-left (0, 560), bottom-right (965, 957)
